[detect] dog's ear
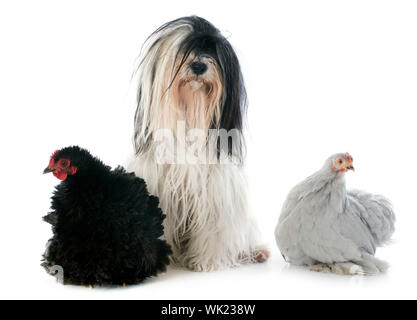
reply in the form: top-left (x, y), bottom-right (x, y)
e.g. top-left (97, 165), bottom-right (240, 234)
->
top-left (217, 41), bottom-right (247, 132)
top-left (216, 40), bottom-right (247, 162)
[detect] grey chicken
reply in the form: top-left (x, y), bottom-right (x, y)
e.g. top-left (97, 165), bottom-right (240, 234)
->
top-left (275, 153), bottom-right (395, 275)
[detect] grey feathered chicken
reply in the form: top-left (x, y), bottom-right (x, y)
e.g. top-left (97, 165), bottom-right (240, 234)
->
top-left (275, 153), bottom-right (395, 275)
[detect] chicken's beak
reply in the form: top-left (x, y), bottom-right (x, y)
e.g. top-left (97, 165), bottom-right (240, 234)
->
top-left (43, 167), bottom-right (55, 174)
top-left (346, 165), bottom-right (355, 172)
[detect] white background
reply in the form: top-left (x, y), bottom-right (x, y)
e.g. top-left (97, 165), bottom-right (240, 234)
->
top-left (1, 0), bottom-right (416, 300)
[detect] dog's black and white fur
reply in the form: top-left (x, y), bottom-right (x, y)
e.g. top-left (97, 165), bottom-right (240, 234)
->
top-left (127, 16), bottom-right (268, 271)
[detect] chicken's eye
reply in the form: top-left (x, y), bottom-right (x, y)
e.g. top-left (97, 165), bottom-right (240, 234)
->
top-left (59, 159), bottom-right (70, 168)
top-left (337, 158), bottom-right (344, 165)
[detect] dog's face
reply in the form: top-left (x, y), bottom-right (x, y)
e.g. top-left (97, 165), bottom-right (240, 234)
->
top-left (134, 16), bottom-right (246, 158)
top-left (171, 49), bottom-right (223, 130)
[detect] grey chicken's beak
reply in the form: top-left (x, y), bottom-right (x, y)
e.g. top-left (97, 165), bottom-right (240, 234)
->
top-left (346, 166), bottom-right (355, 171)
top-left (43, 167), bottom-right (55, 174)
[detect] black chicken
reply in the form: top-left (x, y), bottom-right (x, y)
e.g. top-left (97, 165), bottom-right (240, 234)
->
top-left (42, 146), bottom-right (172, 286)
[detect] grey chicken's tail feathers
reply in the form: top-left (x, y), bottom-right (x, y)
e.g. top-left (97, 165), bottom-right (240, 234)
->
top-left (347, 190), bottom-right (395, 246)
top-left (353, 253), bottom-right (390, 275)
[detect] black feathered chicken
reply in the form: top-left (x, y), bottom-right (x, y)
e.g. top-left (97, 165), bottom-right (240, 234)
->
top-left (42, 146), bottom-right (172, 286)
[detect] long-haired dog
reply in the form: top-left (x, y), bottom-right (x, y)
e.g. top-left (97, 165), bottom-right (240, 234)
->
top-left (127, 16), bottom-right (269, 271)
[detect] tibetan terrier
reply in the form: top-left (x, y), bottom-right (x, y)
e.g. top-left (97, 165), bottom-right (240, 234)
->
top-left (127, 16), bottom-right (268, 271)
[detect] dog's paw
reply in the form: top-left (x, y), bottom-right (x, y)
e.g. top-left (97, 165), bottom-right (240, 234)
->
top-left (238, 246), bottom-right (271, 264)
top-left (253, 248), bottom-right (270, 263)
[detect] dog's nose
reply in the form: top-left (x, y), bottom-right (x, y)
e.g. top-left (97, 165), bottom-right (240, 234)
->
top-left (190, 62), bottom-right (207, 75)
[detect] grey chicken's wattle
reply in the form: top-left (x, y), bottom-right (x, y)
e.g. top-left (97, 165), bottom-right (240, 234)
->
top-left (275, 153), bottom-right (395, 275)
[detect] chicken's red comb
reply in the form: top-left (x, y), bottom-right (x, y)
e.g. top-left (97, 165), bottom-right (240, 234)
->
top-left (346, 152), bottom-right (353, 165)
top-left (48, 150), bottom-right (60, 167)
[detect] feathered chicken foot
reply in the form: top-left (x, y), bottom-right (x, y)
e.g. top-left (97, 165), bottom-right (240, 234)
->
top-left (310, 262), bottom-right (365, 275)
top-left (329, 262), bottom-right (365, 275)
top-left (310, 263), bottom-right (331, 273)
